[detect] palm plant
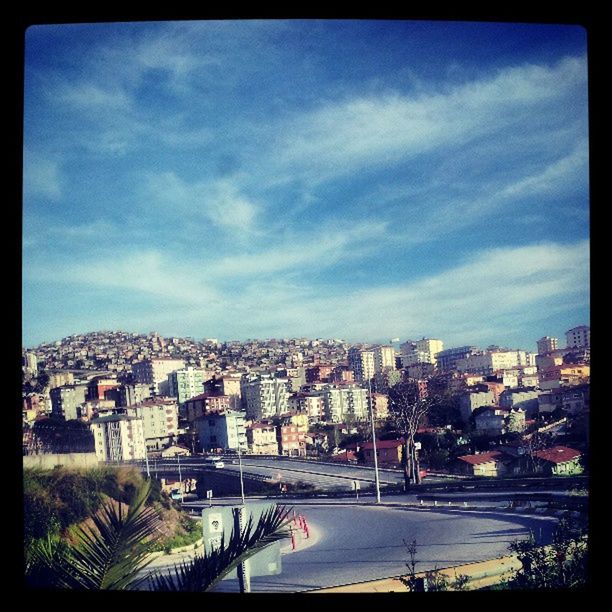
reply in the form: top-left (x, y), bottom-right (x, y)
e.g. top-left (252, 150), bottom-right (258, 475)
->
top-left (25, 479), bottom-right (292, 592)
top-left (148, 504), bottom-right (291, 592)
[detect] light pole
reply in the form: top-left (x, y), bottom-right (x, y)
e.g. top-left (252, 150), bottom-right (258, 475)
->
top-left (237, 442), bottom-right (246, 505)
top-left (177, 454), bottom-right (184, 503)
top-left (367, 377), bottom-right (381, 504)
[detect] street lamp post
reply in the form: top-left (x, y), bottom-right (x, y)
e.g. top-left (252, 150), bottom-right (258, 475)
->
top-left (237, 442), bottom-right (246, 505)
top-left (177, 454), bottom-right (184, 504)
top-left (367, 377), bottom-right (381, 504)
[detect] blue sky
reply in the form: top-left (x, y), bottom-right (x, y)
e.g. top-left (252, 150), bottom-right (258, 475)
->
top-left (22, 19), bottom-right (590, 351)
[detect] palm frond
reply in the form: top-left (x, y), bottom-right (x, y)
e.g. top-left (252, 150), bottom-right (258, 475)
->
top-left (149, 504), bottom-right (292, 592)
top-left (35, 479), bottom-right (162, 590)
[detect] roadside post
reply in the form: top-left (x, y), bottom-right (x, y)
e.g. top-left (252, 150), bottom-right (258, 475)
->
top-left (352, 479), bottom-right (360, 501)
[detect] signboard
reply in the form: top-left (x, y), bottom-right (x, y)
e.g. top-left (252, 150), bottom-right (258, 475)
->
top-left (206, 489), bottom-right (213, 499)
top-left (201, 502), bottom-right (282, 579)
top-left (414, 442), bottom-right (422, 450)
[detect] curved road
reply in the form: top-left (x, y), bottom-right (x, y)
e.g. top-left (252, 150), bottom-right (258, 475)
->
top-left (146, 497), bottom-right (558, 593)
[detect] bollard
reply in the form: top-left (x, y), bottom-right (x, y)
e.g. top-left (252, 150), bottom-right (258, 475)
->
top-left (434, 500), bottom-right (437, 506)
top-left (290, 528), bottom-right (296, 550)
top-left (304, 522), bottom-right (309, 539)
top-left (420, 499), bottom-right (424, 505)
top-left (464, 501), bottom-right (467, 507)
top-left (448, 501), bottom-right (451, 506)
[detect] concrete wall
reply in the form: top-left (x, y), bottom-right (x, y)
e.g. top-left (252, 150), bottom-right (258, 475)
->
top-left (23, 452), bottom-right (99, 470)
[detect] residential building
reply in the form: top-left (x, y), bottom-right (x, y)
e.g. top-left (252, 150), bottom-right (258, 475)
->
top-left (474, 407), bottom-right (509, 436)
top-left (348, 348), bottom-right (375, 383)
top-left (130, 398), bottom-right (179, 450)
top-left (168, 367), bottom-right (207, 404)
top-left (370, 392), bottom-right (389, 420)
top-left (458, 390), bottom-right (496, 423)
top-left (405, 362), bottom-right (436, 380)
top-left (86, 376), bottom-right (120, 401)
top-left (305, 364), bottom-right (334, 383)
top-left (287, 392), bottom-right (325, 422)
top-left (22, 351), bottom-right (38, 376)
top-left (539, 364), bottom-right (590, 390)
top-left (435, 346), bottom-right (479, 371)
top-left (50, 384), bottom-right (88, 421)
top-left (400, 338), bottom-right (444, 368)
top-left (565, 326), bottom-right (590, 350)
top-left (277, 420), bottom-right (307, 457)
top-left (534, 446), bottom-right (583, 475)
top-left (132, 358), bottom-right (185, 395)
top-left (499, 388), bottom-right (541, 418)
top-left (278, 367), bottom-right (306, 392)
top-left (322, 384), bottom-right (368, 423)
top-left (183, 393), bottom-right (231, 422)
top-left (195, 410), bottom-right (247, 453)
top-left (48, 371), bottom-right (75, 390)
top-left (116, 383), bottom-right (152, 407)
top-left (362, 439), bottom-right (403, 466)
top-left (537, 336), bottom-right (558, 355)
top-left (246, 422), bottom-right (278, 455)
top-left (538, 384), bottom-right (590, 415)
top-left (373, 345), bottom-right (396, 373)
top-left (329, 366), bottom-right (355, 384)
top-left (241, 374), bottom-right (289, 420)
top-left (79, 398), bottom-right (117, 421)
top-left (90, 414), bottom-right (146, 462)
top-left (455, 451), bottom-right (510, 477)
top-left (457, 349), bottom-right (535, 375)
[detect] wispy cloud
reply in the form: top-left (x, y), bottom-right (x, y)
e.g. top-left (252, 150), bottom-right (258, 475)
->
top-left (23, 151), bottom-right (62, 200)
top-left (270, 55), bottom-right (587, 184)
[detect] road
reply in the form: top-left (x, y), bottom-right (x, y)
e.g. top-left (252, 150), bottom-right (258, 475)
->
top-left (141, 496), bottom-right (559, 593)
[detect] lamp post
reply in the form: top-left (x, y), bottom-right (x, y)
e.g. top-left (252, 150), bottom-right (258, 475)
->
top-left (177, 454), bottom-right (184, 503)
top-left (237, 441), bottom-right (246, 505)
top-left (367, 377), bottom-right (381, 504)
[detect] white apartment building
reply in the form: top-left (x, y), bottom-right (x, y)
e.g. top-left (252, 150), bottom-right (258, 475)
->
top-left (322, 384), bottom-right (368, 423)
top-left (90, 414), bottom-right (146, 462)
top-left (168, 367), bottom-right (207, 404)
top-left (400, 338), bottom-right (443, 367)
top-left (565, 325), bottom-right (590, 349)
top-left (132, 358), bottom-right (185, 395)
top-left (537, 336), bottom-right (558, 355)
top-left (457, 350), bottom-right (532, 375)
top-left (195, 410), bottom-right (248, 452)
top-left (241, 374), bottom-right (289, 420)
top-left (348, 348), bottom-right (375, 382)
top-left (373, 345), bottom-right (396, 373)
top-left (129, 398), bottom-right (179, 450)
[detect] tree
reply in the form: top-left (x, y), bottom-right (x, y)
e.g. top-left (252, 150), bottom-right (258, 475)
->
top-left (388, 380), bottom-right (442, 490)
top-left (25, 479), bottom-right (291, 591)
top-left (506, 519), bottom-right (588, 589)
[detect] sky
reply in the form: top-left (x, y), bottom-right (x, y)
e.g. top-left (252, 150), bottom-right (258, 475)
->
top-left (22, 19), bottom-right (590, 351)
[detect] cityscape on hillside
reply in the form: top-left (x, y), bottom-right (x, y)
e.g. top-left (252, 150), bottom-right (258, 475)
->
top-left (22, 19), bottom-right (590, 593)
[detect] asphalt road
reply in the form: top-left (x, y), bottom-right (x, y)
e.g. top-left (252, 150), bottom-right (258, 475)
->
top-left (153, 497), bottom-right (558, 593)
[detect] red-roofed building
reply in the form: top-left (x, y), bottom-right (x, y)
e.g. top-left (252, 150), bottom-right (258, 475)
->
top-left (533, 446), bottom-right (583, 475)
top-left (362, 439), bottom-right (404, 466)
top-left (329, 449), bottom-right (357, 463)
top-left (455, 450), bottom-right (512, 477)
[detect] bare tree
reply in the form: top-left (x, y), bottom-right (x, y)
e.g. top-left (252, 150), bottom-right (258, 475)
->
top-left (388, 380), bottom-right (441, 490)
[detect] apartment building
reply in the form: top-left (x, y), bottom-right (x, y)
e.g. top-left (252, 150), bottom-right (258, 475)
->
top-left (90, 414), bottom-right (146, 462)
